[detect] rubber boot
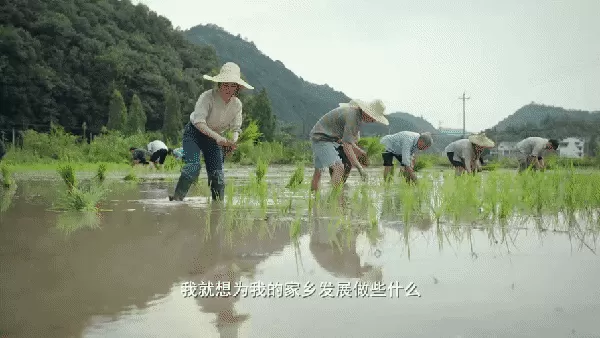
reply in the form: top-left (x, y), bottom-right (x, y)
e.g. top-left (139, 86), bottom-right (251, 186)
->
top-left (208, 170), bottom-right (225, 201)
top-left (169, 174), bottom-right (195, 201)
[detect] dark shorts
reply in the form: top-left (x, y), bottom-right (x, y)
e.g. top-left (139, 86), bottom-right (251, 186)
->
top-left (447, 152), bottom-right (465, 168)
top-left (382, 152), bottom-right (406, 167)
top-left (133, 150), bottom-right (148, 164)
top-left (150, 148), bottom-right (168, 164)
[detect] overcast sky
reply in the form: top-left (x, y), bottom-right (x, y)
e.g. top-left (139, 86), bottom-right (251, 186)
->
top-left (135, 0), bottom-right (599, 132)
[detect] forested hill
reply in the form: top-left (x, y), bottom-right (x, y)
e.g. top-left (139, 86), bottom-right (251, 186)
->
top-left (0, 0), bottom-right (219, 133)
top-left (485, 103), bottom-right (600, 145)
top-left (491, 103), bottom-right (600, 133)
top-left (183, 24), bottom-right (351, 135)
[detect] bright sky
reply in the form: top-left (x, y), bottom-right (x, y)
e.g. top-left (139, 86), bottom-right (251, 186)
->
top-left (135, 0), bottom-right (599, 132)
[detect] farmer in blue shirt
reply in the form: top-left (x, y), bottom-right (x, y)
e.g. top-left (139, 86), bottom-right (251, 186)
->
top-left (379, 131), bottom-right (433, 183)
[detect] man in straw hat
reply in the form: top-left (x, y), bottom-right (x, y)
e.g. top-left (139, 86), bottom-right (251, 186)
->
top-left (379, 131), bottom-right (433, 183)
top-left (444, 133), bottom-right (495, 176)
top-left (169, 62), bottom-right (254, 202)
top-left (309, 99), bottom-right (389, 192)
top-left (515, 136), bottom-right (559, 173)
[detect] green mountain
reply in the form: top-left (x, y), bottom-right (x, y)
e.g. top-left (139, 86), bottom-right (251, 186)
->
top-left (183, 24), bottom-right (352, 136)
top-left (0, 0), bottom-right (220, 134)
top-left (484, 103), bottom-right (600, 155)
top-left (491, 102), bottom-right (599, 133)
top-left (485, 103), bottom-right (600, 141)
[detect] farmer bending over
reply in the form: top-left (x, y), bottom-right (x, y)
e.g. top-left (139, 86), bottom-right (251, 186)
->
top-left (444, 133), bottom-right (495, 176)
top-left (309, 99), bottom-right (388, 192)
top-left (169, 62), bottom-right (253, 201)
top-left (380, 131), bottom-right (433, 183)
top-left (130, 147), bottom-right (149, 166)
top-left (515, 137), bottom-right (559, 173)
top-left (147, 139), bottom-right (169, 169)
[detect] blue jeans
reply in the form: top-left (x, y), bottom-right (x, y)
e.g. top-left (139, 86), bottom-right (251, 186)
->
top-left (172, 123), bottom-right (225, 200)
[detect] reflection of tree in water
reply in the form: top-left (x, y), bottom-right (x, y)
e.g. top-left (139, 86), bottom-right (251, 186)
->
top-left (189, 203), bottom-right (292, 338)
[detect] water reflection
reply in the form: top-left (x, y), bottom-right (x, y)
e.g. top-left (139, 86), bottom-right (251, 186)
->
top-left (309, 205), bottom-right (383, 282)
top-left (2, 175), bottom-right (600, 337)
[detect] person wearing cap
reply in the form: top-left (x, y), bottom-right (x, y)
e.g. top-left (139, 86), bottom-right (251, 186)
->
top-left (129, 146), bottom-right (149, 166)
top-left (379, 131), bottom-right (433, 183)
top-left (147, 139), bottom-right (169, 169)
top-left (169, 62), bottom-right (254, 201)
top-left (309, 99), bottom-right (389, 192)
top-left (444, 133), bottom-right (495, 176)
top-left (515, 137), bottom-right (559, 172)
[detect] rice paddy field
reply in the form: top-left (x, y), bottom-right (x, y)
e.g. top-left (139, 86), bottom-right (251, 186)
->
top-left (1, 162), bottom-right (600, 338)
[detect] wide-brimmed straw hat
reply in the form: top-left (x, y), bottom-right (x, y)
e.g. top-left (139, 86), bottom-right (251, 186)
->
top-left (468, 133), bottom-right (495, 148)
top-left (339, 99), bottom-right (389, 126)
top-left (203, 62), bottom-right (254, 89)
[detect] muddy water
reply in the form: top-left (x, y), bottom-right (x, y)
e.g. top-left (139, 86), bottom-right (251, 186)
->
top-left (1, 168), bottom-right (600, 338)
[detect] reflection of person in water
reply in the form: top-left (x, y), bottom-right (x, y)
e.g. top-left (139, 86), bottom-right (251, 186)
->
top-left (188, 203), bottom-right (291, 337)
top-left (308, 206), bottom-right (382, 280)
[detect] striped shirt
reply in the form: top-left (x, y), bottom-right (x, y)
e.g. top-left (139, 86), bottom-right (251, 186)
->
top-left (310, 106), bottom-right (362, 143)
top-left (189, 89), bottom-right (243, 143)
top-left (380, 131), bottom-right (419, 166)
top-left (516, 137), bottom-right (548, 157)
top-left (445, 139), bottom-right (475, 172)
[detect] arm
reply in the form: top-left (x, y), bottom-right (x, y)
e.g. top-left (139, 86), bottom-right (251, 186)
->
top-left (398, 139), bottom-right (417, 181)
top-left (341, 114), bottom-right (364, 173)
top-left (190, 92), bottom-right (228, 144)
top-left (230, 104), bottom-right (243, 143)
top-left (463, 148), bottom-right (473, 173)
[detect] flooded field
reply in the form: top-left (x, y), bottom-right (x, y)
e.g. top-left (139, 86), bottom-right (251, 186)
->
top-left (1, 165), bottom-right (600, 338)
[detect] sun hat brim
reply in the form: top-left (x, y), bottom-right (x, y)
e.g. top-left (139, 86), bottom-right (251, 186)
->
top-left (468, 134), bottom-right (495, 148)
top-left (203, 74), bottom-right (254, 90)
top-left (339, 100), bottom-right (389, 126)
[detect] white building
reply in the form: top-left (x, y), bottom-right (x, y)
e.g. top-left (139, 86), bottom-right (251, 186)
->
top-left (558, 137), bottom-right (584, 158)
top-left (494, 141), bottom-right (518, 157)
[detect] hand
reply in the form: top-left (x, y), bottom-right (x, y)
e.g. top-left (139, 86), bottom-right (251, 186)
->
top-left (217, 138), bottom-right (234, 147)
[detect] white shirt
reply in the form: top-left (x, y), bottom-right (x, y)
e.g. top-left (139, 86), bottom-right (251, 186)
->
top-left (516, 137), bottom-right (548, 157)
top-left (444, 138), bottom-right (475, 171)
top-left (147, 140), bottom-right (167, 154)
top-left (189, 89), bottom-right (243, 143)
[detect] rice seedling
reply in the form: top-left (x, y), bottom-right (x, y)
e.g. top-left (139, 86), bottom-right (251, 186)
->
top-left (254, 157), bottom-right (268, 184)
top-left (123, 169), bottom-right (137, 181)
top-left (54, 163), bottom-right (110, 212)
top-left (286, 162), bottom-right (305, 189)
top-left (96, 163), bottom-right (107, 182)
top-left (1, 164), bottom-right (15, 187)
top-left (57, 164), bottom-right (76, 191)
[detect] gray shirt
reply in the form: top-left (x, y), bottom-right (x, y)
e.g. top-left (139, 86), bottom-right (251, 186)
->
top-left (516, 137), bottom-right (548, 157)
top-left (445, 139), bottom-right (476, 172)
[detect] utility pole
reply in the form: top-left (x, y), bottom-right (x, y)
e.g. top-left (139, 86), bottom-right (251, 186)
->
top-left (458, 91), bottom-right (470, 138)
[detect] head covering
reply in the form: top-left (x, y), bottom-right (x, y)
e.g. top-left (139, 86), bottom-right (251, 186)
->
top-left (339, 99), bottom-right (389, 125)
top-left (203, 62), bottom-right (254, 89)
top-left (468, 133), bottom-right (495, 148)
